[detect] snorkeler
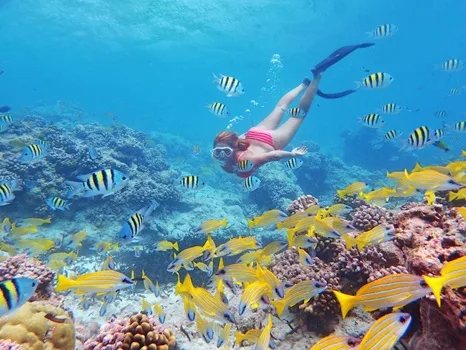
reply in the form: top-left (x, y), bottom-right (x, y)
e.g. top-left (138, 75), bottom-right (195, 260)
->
top-left (212, 43), bottom-right (374, 177)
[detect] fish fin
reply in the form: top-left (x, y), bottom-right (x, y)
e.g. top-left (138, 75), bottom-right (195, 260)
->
top-left (55, 274), bottom-right (76, 292)
top-left (448, 191), bottom-right (458, 202)
top-left (212, 73), bottom-right (220, 84)
top-left (75, 173), bottom-right (96, 181)
top-left (271, 300), bottom-right (286, 317)
top-left (173, 242), bottom-right (179, 251)
top-left (101, 192), bottom-right (115, 198)
top-left (423, 275), bottom-right (445, 307)
top-left (64, 181), bottom-right (84, 199)
top-left (333, 291), bottom-right (358, 319)
top-left (247, 218), bottom-right (254, 230)
top-left (337, 190), bottom-right (345, 199)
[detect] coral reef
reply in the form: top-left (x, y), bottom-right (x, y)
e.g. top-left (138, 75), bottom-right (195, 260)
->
top-left (0, 301), bottom-right (75, 350)
top-left (350, 204), bottom-right (390, 231)
top-left (0, 116), bottom-right (181, 224)
top-left (286, 195), bottom-right (319, 215)
top-left (0, 340), bottom-right (21, 350)
top-left (84, 313), bottom-right (176, 350)
top-left (333, 194), bottom-right (367, 209)
top-left (0, 254), bottom-right (55, 301)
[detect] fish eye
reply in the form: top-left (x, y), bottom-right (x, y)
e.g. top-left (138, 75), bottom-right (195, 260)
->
top-left (347, 339), bottom-right (357, 347)
top-left (32, 281), bottom-right (37, 287)
top-left (448, 179), bottom-right (457, 184)
top-left (420, 280), bottom-right (428, 288)
top-left (398, 315), bottom-right (409, 324)
top-left (216, 268), bottom-right (226, 275)
top-left (122, 235), bottom-right (127, 239)
top-left (224, 311), bottom-right (236, 323)
top-left (122, 176), bottom-right (127, 180)
top-left (314, 281), bottom-right (325, 288)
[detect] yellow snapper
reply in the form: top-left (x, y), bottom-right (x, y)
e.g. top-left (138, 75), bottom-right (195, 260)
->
top-left (142, 270), bottom-right (157, 295)
top-left (194, 218), bottom-right (227, 235)
top-left (286, 215), bottom-right (316, 236)
top-left (310, 335), bottom-right (360, 350)
top-left (360, 187), bottom-right (397, 205)
top-left (255, 314), bottom-right (273, 350)
top-left (256, 265), bottom-right (285, 299)
top-left (298, 248), bottom-right (315, 267)
top-left (247, 210), bottom-right (287, 229)
top-left (262, 241), bottom-right (288, 256)
top-left (94, 241), bottom-right (119, 254)
top-left (9, 224), bottom-right (38, 236)
top-left (341, 224), bottom-right (395, 251)
top-left (154, 302), bottom-right (166, 323)
top-left (322, 204), bottom-right (353, 217)
top-left (215, 236), bottom-right (257, 257)
top-left (55, 270), bottom-right (133, 294)
top-left (276, 211), bottom-right (310, 230)
top-left (358, 312), bottom-right (411, 350)
top-left (141, 297), bottom-right (152, 314)
top-left (234, 329), bottom-right (263, 347)
top-left (271, 280), bottom-right (327, 317)
top-left (333, 273), bottom-right (431, 318)
top-left (194, 261), bottom-right (214, 276)
top-left (167, 239), bottom-right (214, 272)
top-left (411, 162), bottom-right (450, 175)
top-left (21, 217), bottom-right (52, 226)
top-left (68, 231), bottom-right (87, 247)
top-left (403, 169), bottom-right (462, 191)
top-left (216, 264), bottom-right (258, 283)
top-left (183, 295), bottom-right (197, 321)
top-left (314, 216), bottom-right (342, 238)
top-left (196, 313), bottom-right (215, 343)
top-left (0, 243), bottom-right (17, 256)
top-left (337, 182), bottom-right (367, 199)
top-left (238, 281), bottom-right (270, 315)
top-left (423, 255), bottom-right (466, 306)
top-left (14, 238), bottom-right (56, 256)
top-left (101, 256), bottom-right (115, 270)
top-left (155, 240), bottom-right (179, 252)
top-left (287, 231), bottom-right (318, 249)
top-left (424, 190), bottom-right (437, 205)
top-left (448, 188), bottom-right (466, 201)
top-left (217, 323), bottom-right (231, 348)
top-left (237, 250), bottom-right (272, 267)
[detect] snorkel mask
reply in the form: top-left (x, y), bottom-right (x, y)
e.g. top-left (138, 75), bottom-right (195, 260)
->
top-left (212, 145), bottom-right (234, 160)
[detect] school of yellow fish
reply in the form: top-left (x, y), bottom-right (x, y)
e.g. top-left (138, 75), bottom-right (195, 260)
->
top-left (2, 152), bottom-right (466, 349)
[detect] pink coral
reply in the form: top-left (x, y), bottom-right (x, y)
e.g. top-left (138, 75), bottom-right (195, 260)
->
top-left (351, 204), bottom-right (389, 231)
top-left (0, 254), bottom-right (55, 300)
top-left (0, 340), bottom-right (21, 350)
top-left (287, 195), bottom-right (319, 215)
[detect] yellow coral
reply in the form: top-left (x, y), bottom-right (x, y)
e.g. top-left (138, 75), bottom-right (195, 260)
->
top-left (0, 301), bottom-right (75, 350)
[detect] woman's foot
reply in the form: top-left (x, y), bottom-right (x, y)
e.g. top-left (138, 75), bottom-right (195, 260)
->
top-left (302, 77), bottom-right (311, 87)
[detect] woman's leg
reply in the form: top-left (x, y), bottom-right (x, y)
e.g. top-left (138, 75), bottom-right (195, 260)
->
top-left (272, 74), bottom-right (323, 149)
top-left (256, 80), bottom-right (308, 130)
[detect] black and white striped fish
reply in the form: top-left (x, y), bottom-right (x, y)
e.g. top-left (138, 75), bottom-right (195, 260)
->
top-left (367, 24), bottom-right (398, 38)
top-left (180, 175), bottom-right (204, 189)
top-left (357, 72), bottom-right (394, 89)
top-left (285, 158), bottom-right (303, 169)
top-left (46, 197), bottom-right (70, 211)
top-left (0, 278), bottom-right (38, 318)
top-left (65, 169), bottom-right (129, 198)
top-left (358, 113), bottom-right (385, 128)
top-left (19, 143), bottom-right (48, 163)
top-left (243, 176), bottom-right (261, 191)
top-left (213, 74), bottom-right (245, 97)
top-left (119, 200), bottom-right (159, 244)
top-left (207, 102), bottom-right (229, 117)
top-left (0, 180), bottom-right (20, 206)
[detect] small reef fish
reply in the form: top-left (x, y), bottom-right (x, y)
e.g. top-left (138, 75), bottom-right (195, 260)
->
top-left (19, 144), bottom-right (48, 163)
top-left (310, 335), bottom-right (360, 350)
top-left (213, 74), bottom-right (245, 97)
top-left (288, 107), bottom-right (306, 118)
top-left (272, 280), bottom-right (327, 317)
top-left (453, 121), bottom-right (466, 133)
top-left (180, 175), bottom-right (204, 189)
top-left (298, 248), bottom-right (315, 266)
top-left (449, 87), bottom-right (463, 96)
top-left (322, 204), bottom-right (353, 217)
top-left (8, 224), bottom-right (38, 236)
top-left (46, 197), bottom-right (70, 211)
top-left (154, 302), bottom-right (166, 323)
top-left (440, 58), bottom-right (464, 72)
top-left (14, 238), bottom-right (57, 256)
top-left (424, 190), bottom-right (436, 205)
top-left (285, 158), bottom-right (303, 170)
top-left (216, 264), bottom-right (258, 283)
top-left (380, 103), bottom-right (403, 115)
top-left (183, 294), bottom-right (197, 321)
top-left (88, 147), bottom-right (100, 160)
top-left (0, 277), bottom-right (38, 319)
top-left (342, 224), bottom-right (395, 251)
top-left (167, 239), bottom-right (214, 272)
top-left (448, 188), bottom-right (466, 201)
top-left (358, 313), bottom-right (411, 350)
top-left (243, 176), bottom-right (261, 191)
top-left (367, 24), bottom-right (398, 38)
top-left (193, 218), bottom-right (227, 235)
top-left (238, 281), bottom-right (270, 315)
top-left (256, 314), bottom-right (273, 350)
top-left (402, 126), bottom-right (432, 151)
top-left (423, 255), bottom-right (466, 306)
top-left (247, 210), bottom-right (287, 229)
top-left (196, 313), bottom-right (214, 343)
top-left (358, 113), bottom-right (385, 128)
top-left (1, 218), bottom-right (12, 234)
top-left (21, 217), bottom-right (51, 226)
top-left (234, 329), bottom-right (276, 348)
top-left (433, 140), bottom-right (450, 152)
top-left (192, 145), bottom-right (200, 155)
top-left (155, 240), bottom-right (179, 252)
top-left (433, 128), bottom-right (446, 140)
top-left (101, 256), bottom-right (115, 270)
top-left (68, 231), bottom-right (87, 247)
top-left (357, 72), bottom-right (394, 89)
top-left (118, 200), bottom-right (158, 244)
top-left (207, 102), bottom-right (229, 117)
top-left (287, 231), bottom-right (318, 249)
top-left (403, 169), bottom-right (461, 191)
top-left (384, 129), bottom-right (402, 141)
top-left (194, 261), bottom-right (214, 276)
top-left (0, 180), bottom-right (21, 206)
top-left (261, 240), bottom-right (288, 256)
top-left (360, 187), bottom-right (396, 205)
top-left (337, 182), bottom-right (367, 199)
top-left (65, 169), bottom-right (129, 198)
top-left (333, 273), bottom-right (431, 318)
top-left (141, 297), bottom-right (152, 314)
top-left (217, 323), bottom-right (231, 348)
top-left (55, 270), bottom-right (133, 294)
top-left (434, 110), bottom-right (448, 118)
top-left (235, 160), bottom-right (254, 173)
top-left (0, 115), bottom-right (13, 124)
top-left (94, 241), bottom-right (118, 254)
top-left (142, 270), bottom-right (157, 296)
top-left (215, 236), bottom-right (257, 257)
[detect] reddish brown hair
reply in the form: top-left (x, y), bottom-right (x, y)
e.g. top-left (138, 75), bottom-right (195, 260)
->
top-left (213, 131), bottom-right (250, 151)
top-left (213, 131), bottom-right (250, 173)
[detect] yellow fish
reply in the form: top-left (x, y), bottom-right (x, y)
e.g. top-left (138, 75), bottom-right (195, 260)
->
top-left (14, 238), bottom-right (56, 256)
top-left (256, 265), bottom-right (284, 299)
top-left (358, 313), bottom-right (411, 350)
top-left (234, 329), bottom-right (263, 347)
top-left (168, 239), bottom-right (214, 270)
top-left (101, 256), bottom-right (115, 270)
top-left (9, 224), bottom-right (38, 236)
top-left (386, 171), bottom-right (409, 188)
top-left (215, 236), bottom-right (257, 257)
top-left (70, 231), bottom-right (87, 246)
top-left (196, 313), bottom-right (214, 343)
top-left (314, 216), bottom-right (341, 238)
top-left (276, 211), bottom-right (309, 230)
top-left (403, 169), bottom-right (462, 191)
top-left (183, 294), bottom-right (197, 321)
top-left (94, 241), bottom-right (118, 254)
top-left (56, 270), bottom-right (133, 294)
top-left (194, 218), bottom-right (227, 234)
top-left (392, 186), bottom-right (417, 198)
top-left (271, 280), bottom-right (327, 317)
top-left (216, 264), bottom-right (257, 283)
top-left (9, 139), bottom-right (29, 149)
top-left (337, 182), bottom-right (367, 198)
top-left (360, 187), bottom-right (396, 205)
top-left (237, 250), bottom-right (272, 267)
top-left (457, 207), bottom-right (466, 220)
top-left (142, 269), bottom-right (157, 295)
top-left (141, 297), bottom-right (152, 314)
top-left (298, 248), bottom-right (315, 266)
top-left (1, 218), bottom-right (12, 234)
top-left (341, 224), bottom-right (395, 251)
top-left (424, 190), bottom-right (436, 205)
top-left (238, 281), bottom-right (270, 315)
top-left (247, 210), bottom-right (287, 229)
top-left (411, 162), bottom-right (450, 175)
top-left (47, 260), bottom-right (67, 271)
top-left (287, 231), bottom-right (317, 249)
top-left (217, 323), bottom-right (231, 348)
top-left (423, 255), bottom-right (466, 306)
top-left (255, 314), bottom-right (273, 350)
top-left (193, 261), bottom-right (214, 276)
top-left (153, 302), bottom-right (166, 323)
top-left (310, 335), bottom-right (360, 350)
top-left (322, 204), bottom-right (353, 217)
top-left (21, 217), bottom-right (52, 226)
top-left (261, 241), bottom-right (288, 256)
top-left (286, 215), bottom-right (316, 236)
top-left (333, 273), bottom-right (431, 318)
top-left (155, 240), bottom-right (179, 252)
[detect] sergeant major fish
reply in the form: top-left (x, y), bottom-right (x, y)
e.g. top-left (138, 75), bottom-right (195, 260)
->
top-left (118, 200), bottom-right (158, 244)
top-left (65, 169), bottom-right (129, 198)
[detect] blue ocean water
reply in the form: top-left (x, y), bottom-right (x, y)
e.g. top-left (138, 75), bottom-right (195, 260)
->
top-left (1, 0), bottom-right (465, 160)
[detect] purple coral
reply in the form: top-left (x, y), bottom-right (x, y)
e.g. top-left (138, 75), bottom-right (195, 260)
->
top-left (287, 195), bottom-right (319, 215)
top-left (0, 254), bottom-right (55, 300)
top-left (351, 204), bottom-right (389, 231)
top-left (0, 340), bottom-right (21, 350)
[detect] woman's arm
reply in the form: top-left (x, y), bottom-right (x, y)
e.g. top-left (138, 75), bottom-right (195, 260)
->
top-left (247, 149), bottom-right (303, 164)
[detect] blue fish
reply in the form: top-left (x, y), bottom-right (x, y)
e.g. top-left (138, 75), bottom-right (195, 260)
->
top-left (19, 144), bottom-right (48, 163)
top-left (0, 106), bottom-right (11, 113)
top-left (65, 169), bottom-right (129, 198)
top-left (118, 200), bottom-right (158, 244)
top-left (0, 180), bottom-right (20, 206)
top-left (88, 147), bottom-right (100, 160)
top-left (46, 197), bottom-right (70, 211)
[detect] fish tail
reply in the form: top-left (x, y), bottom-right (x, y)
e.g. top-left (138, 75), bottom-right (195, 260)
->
top-left (448, 191), bottom-right (458, 202)
top-left (271, 300), bottom-right (286, 317)
top-left (222, 218), bottom-right (227, 227)
top-left (356, 240), bottom-right (366, 251)
top-left (333, 291), bottom-right (358, 318)
top-left (341, 234), bottom-right (357, 250)
top-left (55, 274), bottom-right (76, 292)
top-left (173, 242), bottom-right (179, 251)
top-left (286, 229), bottom-right (295, 248)
top-left (423, 275), bottom-right (445, 307)
top-left (64, 181), bottom-right (84, 199)
top-left (212, 73), bottom-right (220, 84)
top-left (337, 189), bottom-right (345, 199)
top-left (247, 219), bottom-right (254, 230)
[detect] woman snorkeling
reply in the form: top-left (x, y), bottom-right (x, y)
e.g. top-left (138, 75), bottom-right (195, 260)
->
top-left (212, 43), bottom-right (374, 178)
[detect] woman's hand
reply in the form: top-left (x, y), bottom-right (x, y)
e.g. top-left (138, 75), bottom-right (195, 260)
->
top-left (291, 146), bottom-right (308, 156)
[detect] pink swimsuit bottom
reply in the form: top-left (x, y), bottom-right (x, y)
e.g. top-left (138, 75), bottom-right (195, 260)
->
top-left (245, 127), bottom-right (276, 149)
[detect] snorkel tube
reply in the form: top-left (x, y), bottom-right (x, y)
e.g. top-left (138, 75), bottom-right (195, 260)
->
top-left (312, 43), bottom-right (375, 99)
